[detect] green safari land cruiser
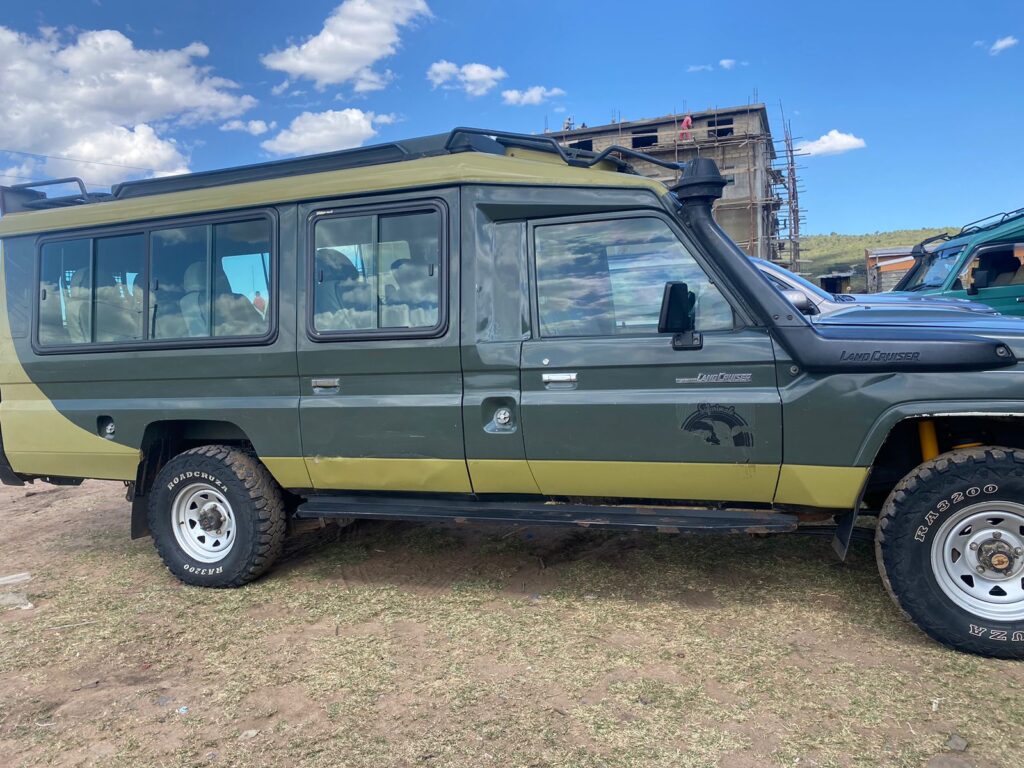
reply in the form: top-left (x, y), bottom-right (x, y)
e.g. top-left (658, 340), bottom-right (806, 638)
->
top-left (895, 207), bottom-right (1024, 313)
top-left (2, 129), bottom-right (1024, 658)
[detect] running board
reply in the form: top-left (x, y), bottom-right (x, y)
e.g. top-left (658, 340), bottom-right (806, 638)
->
top-left (295, 494), bottom-right (798, 534)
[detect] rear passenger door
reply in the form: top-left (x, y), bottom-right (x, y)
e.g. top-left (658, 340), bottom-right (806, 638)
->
top-left (519, 212), bottom-right (782, 504)
top-left (296, 190), bottom-right (470, 492)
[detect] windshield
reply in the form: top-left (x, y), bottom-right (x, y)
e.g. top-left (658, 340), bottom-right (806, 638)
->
top-left (902, 245), bottom-right (965, 291)
top-left (760, 262), bottom-right (832, 301)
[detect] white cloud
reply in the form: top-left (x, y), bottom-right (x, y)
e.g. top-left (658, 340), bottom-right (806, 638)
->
top-left (426, 59), bottom-right (458, 87)
top-left (990, 35), bottom-right (1018, 55)
top-left (0, 25), bottom-right (255, 184)
top-left (427, 59), bottom-right (507, 96)
top-left (719, 58), bottom-right (736, 70)
top-left (686, 64), bottom-right (712, 73)
top-left (260, 109), bottom-right (393, 156)
top-left (501, 85), bottom-right (565, 106)
top-left (220, 119), bottom-right (275, 136)
top-left (796, 129), bottom-right (866, 157)
top-left (270, 79), bottom-right (290, 96)
top-left (261, 0), bottom-right (430, 91)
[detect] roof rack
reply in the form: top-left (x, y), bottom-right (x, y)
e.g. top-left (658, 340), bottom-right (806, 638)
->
top-left (0, 127), bottom-right (687, 216)
top-left (0, 177), bottom-right (112, 216)
top-left (957, 206), bottom-right (1024, 237)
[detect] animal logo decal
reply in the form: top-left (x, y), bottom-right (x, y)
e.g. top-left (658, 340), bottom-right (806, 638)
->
top-left (682, 403), bottom-right (753, 448)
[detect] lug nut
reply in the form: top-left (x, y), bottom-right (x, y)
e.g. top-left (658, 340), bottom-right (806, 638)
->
top-left (993, 531), bottom-right (1003, 540)
top-left (1015, 548), bottom-right (1023, 556)
top-left (976, 565), bottom-right (986, 574)
top-left (969, 542), bottom-right (979, 551)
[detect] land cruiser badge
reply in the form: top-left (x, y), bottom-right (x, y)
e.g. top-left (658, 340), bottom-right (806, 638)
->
top-left (682, 403), bottom-right (754, 447)
top-left (676, 372), bottom-right (753, 384)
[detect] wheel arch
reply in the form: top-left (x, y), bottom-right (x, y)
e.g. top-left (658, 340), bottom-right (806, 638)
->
top-left (130, 419), bottom-right (256, 539)
top-left (858, 404), bottom-right (1024, 512)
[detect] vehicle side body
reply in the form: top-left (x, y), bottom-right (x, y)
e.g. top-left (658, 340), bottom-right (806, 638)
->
top-left (0, 136), bottom-right (1021, 522)
top-left (893, 209), bottom-right (1024, 314)
top-left (4, 132), bottom-right (1024, 658)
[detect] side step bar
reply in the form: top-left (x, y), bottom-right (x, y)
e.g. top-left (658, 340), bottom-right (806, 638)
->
top-left (295, 494), bottom-right (799, 534)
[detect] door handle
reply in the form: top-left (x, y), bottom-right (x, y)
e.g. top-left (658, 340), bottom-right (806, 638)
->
top-left (311, 377), bottom-right (340, 394)
top-left (541, 372), bottom-right (577, 383)
top-left (542, 372), bottom-right (578, 389)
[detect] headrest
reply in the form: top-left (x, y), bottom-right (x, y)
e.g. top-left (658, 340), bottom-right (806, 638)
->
top-left (317, 248), bottom-right (359, 281)
top-left (183, 261), bottom-right (206, 293)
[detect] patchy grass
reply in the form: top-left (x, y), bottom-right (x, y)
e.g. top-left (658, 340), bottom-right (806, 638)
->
top-left (1, 481), bottom-right (1021, 767)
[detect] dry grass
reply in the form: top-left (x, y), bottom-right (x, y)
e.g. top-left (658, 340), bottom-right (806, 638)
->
top-left (1, 481), bottom-right (1020, 767)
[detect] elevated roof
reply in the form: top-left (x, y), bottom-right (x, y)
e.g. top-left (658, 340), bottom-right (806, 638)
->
top-left (0, 128), bottom-right (673, 238)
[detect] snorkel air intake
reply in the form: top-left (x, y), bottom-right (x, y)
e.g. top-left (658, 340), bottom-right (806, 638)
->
top-left (669, 158), bottom-right (1017, 373)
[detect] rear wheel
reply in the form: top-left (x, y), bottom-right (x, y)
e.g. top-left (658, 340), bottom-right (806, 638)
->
top-left (876, 446), bottom-right (1024, 658)
top-left (148, 445), bottom-right (285, 587)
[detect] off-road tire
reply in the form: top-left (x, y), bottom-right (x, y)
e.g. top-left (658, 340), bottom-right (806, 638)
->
top-left (876, 446), bottom-right (1024, 659)
top-left (148, 445), bottom-right (286, 588)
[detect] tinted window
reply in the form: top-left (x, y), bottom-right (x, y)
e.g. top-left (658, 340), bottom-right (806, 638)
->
top-left (39, 238), bottom-right (90, 345)
top-left (312, 209), bottom-right (441, 334)
top-left (93, 234), bottom-right (144, 342)
top-left (534, 217), bottom-right (734, 337)
top-left (150, 220), bottom-right (270, 339)
top-left (37, 216), bottom-right (272, 348)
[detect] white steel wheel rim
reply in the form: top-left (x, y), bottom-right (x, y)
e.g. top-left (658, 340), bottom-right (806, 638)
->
top-left (171, 482), bottom-right (237, 563)
top-left (930, 500), bottom-right (1024, 622)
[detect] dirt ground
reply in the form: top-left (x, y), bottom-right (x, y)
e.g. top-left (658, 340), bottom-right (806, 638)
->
top-left (1, 481), bottom-right (1021, 767)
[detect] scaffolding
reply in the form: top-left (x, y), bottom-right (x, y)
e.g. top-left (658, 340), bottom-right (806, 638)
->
top-left (548, 104), bottom-right (802, 265)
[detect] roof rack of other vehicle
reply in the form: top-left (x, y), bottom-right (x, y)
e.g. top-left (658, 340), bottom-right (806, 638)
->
top-left (957, 206), bottom-right (1024, 237)
top-left (0, 127), bottom-right (687, 216)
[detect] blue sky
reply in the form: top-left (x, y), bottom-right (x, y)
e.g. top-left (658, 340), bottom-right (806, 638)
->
top-left (0, 0), bottom-right (1020, 233)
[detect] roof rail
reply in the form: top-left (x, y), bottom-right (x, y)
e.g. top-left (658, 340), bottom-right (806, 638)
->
top-left (957, 206), bottom-right (1024, 237)
top-left (0, 177), bottom-right (112, 216)
top-left (1, 127), bottom-right (688, 214)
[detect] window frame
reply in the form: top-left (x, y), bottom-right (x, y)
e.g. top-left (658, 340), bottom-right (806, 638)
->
top-left (305, 198), bottom-right (449, 342)
top-left (526, 209), bottom-right (747, 341)
top-left (32, 208), bottom-right (278, 355)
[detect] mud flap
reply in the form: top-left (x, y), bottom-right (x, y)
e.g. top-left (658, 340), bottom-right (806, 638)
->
top-left (831, 507), bottom-right (857, 560)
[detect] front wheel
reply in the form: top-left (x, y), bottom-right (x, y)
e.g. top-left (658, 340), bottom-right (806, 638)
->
top-left (147, 445), bottom-right (286, 587)
top-left (877, 446), bottom-right (1024, 658)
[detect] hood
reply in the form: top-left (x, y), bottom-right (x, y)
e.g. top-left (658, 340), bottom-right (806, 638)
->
top-left (839, 292), bottom-right (997, 313)
top-left (814, 304), bottom-right (1024, 332)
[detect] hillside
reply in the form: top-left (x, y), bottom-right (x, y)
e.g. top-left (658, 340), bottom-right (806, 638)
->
top-left (798, 228), bottom-right (954, 290)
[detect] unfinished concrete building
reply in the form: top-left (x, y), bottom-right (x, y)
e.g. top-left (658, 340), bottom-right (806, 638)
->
top-left (547, 105), bottom-right (793, 264)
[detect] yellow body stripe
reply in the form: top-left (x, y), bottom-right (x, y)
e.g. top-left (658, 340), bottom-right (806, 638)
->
top-left (774, 465), bottom-right (869, 509)
top-left (305, 456), bottom-right (473, 493)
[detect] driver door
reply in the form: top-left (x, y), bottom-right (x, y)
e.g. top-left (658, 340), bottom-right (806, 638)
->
top-left (950, 243), bottom-right (1024, 315)
top-left (519, 212), bottom-right (782, 504)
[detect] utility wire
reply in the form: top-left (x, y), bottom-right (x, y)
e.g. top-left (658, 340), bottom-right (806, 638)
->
top-left (0, 147), bottom-right (154, 172)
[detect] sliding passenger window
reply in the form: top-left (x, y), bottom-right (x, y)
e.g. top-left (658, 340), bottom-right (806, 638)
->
top-left (312, 208), bottom-right (442, 335)
top-left (39, 238), bottom-right (91, 346)
top-left (150, 219), bottom-right (271, 340)
top-left (93, 234), bottom-right (145, 343)
top-left (533, 217), bottom-right (735, 337)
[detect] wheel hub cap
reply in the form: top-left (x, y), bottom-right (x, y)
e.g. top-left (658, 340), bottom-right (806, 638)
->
top-left (171, 482), bottom-right (236, 564)
top-left (931, 501), bottom-right (1024, 622)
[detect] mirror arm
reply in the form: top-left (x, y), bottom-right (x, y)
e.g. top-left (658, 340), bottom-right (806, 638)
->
top-left (672, 331), bottom-right (703, 351)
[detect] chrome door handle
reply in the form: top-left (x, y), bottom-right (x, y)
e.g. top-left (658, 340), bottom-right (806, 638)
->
top-left (542, 372), bottom-right (578, 390)
top-left (541, 372), bottom-right (577, 383)
top-left (311, 377), bottom-right (340, 394)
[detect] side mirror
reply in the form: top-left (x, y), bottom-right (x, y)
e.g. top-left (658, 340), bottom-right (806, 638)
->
top-left (968, 269), bottom-right (991, 295)
top-left (658, 282), bottom-right (702, 350)
top-left (782, 289), bottom-right (815, 314)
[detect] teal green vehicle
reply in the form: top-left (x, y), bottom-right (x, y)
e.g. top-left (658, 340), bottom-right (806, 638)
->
top-left (895, 208), bottom-right (1024, 314)
top-left (3, 129), bottom-right (1024, 657)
